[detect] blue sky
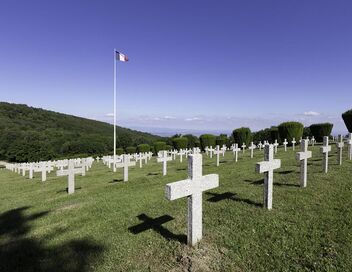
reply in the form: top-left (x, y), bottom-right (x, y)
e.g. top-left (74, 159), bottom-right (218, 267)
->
top-left (0, 0), bottom-right (351, 135)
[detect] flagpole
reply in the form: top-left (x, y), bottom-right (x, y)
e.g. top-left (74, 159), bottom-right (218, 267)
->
top-left (113, 48), bottom-right (117, 172)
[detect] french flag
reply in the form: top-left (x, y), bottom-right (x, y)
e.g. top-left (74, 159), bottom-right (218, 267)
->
top-left (116, 51), bottom-right (129, 62)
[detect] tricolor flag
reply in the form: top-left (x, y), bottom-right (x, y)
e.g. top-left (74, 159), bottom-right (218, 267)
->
top-left (116, 51), bottom-right (129, 62)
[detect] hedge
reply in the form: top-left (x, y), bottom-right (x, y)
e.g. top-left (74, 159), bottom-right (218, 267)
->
top-left (137, 144), bottom-right (150, 153)
top-left (232, 127), bottom-right (252, 146)
top-left (183, 134), bottom-right (200, 149)
top-left (153, 141), bottom-right (167, 154)
top-left (269, 127), bottom-right (280, 143)
top-left (309, 123), bottom-right (333, 142)
top-left (199, 134), bottom-right (216, 150)
top-left (216, 134), bottom-right (228, 147)
top-left (172, 137), bottom-right (188, 150)
top-left (165, 144), bottom-right (172, 151)
top-left (125, 146), bottom-right (137, 154)
top-left (116, 148), bottom-right (124, 155)
top-left (278, 122), bottom-right (304, 144)
top-left (342, 109), bottom-right (352, 132)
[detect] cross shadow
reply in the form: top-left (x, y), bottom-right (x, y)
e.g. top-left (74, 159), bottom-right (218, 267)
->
top-left (273, 182), bottom-right (300, 187)
top-left (56, 187), bottom-right (82, 193)
top-left (176, 168), bottom-right (187, 171)
top-left (109, 179), bottom-right (123, 183)
top-left (244, 179), bottom-right (264, 185)
top-left (128, 213), bottom-right (186, 244)
top-left (219, 161), bottom-right (227, 164)
top-left (277, 170), bottom-right (294, 175)
top-left (147, 172), bottom-right (159, 176)
top-left (0, 206), bottom-right (104, 272)
top-left (206, 192), bottom-right (262, 207)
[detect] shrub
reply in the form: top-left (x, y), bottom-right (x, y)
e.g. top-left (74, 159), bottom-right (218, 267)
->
top-left (278, 122), bottom-right (304, 144)
top-left (172, 137), bottom-right (188, 150)
top-left (309, 123), bottom-right (333, 142)
top-left (342, 109), bottom-right (352, 132)
top-left (183, 134), bottom-right (200, 148)
top-left (269, 127), bottom-right (280, 143)
top-left (137, 144), bottom-right (150, 153)
top-left (199, 134), bottom-right (216, 150)
top-left (303, 127), bottom-right (312, 138)
top-left (165, 145), bottom-right (172, 151)
top-left (116, 148), bottom-right (124, 155)
top-left (216, 134), bottom-right (228, 147)
top-left (232, 127), bottom-right (252, 146)
top-left (154, 141), bottom-right (167, 154)
top-left (253, 128), bottom-right (271, 143)
top-left (125, 146), bottom-right (137, 154)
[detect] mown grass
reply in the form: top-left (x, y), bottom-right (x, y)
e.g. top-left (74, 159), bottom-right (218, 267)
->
top-left (0, 145), bottom-right (351, 271)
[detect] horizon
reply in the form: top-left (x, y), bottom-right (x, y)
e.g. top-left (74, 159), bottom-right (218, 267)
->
top-left (1, 1), bottom-right (351, 134)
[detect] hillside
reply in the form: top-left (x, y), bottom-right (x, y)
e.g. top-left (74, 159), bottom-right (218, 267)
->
top-left (0, 102), bottom-right (164, 162)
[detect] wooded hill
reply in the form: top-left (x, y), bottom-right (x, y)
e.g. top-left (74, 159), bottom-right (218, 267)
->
top-left (0, 102), bottom-right (164, 162)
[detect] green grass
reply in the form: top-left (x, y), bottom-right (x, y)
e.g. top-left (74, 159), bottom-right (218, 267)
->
top-left (0, 145), bottom-right (351, 271)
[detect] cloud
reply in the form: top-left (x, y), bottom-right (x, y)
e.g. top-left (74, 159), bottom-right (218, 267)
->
top-left (163, 116), bottom-right (176, 119)
top-left (185, 117), bottom-right (202, 121)
top-left (303, 111), bottom-right (320, 116)
top-left (105, 113), bottom-right (114, 117)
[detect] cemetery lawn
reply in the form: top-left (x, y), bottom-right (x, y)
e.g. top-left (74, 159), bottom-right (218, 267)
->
top-left (1, 146), bottom-right (351, 272)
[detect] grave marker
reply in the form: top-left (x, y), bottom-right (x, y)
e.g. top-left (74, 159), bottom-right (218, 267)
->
top-left (255, 145), bottom-right (281, 210)
top-left (157, 151), bottom-right (172, 176)
top-left (165, 154), bottom-right (219, 246)
top-left (320, 136), bottom-right (331, 173)
top-left (296, 139), bottom-right (312, 187)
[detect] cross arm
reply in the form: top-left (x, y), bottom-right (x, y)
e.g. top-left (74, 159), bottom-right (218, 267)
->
top-left (256, 159), bottom-right (281, 173)
top-left (165, 174), bottom-right (219, 201)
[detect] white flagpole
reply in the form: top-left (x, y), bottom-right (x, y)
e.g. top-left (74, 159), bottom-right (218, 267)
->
top-left (113, 49), bottom-right (117, 172)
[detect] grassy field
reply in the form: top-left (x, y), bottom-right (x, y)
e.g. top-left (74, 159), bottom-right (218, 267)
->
top-left (0, 145), bottom-right (351, 272)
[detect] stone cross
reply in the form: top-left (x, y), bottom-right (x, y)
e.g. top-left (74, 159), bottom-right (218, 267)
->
top-left (178, 149), bottom-right (185, 163)
top-left (283, 139), bottom-right (288, 152)
top-left (213, 145), bottom-right (221, 167)
top-left (296, 139), bottom-right (312, 187)
top-left (336, 135), bottom-right (344, 165)
top-left (208, 146), bottom-right (214, 158)
top-left (255, 145), bottom-right (281, 210)
top-left (56, 161), bottom-right (84, 194)
top-left (291, 138), bottom-right (296, 150)
top-left (346, 133), bottom-right (352, 160)
top-left (232, 144), bottom-right (241, 162)
top-left (320, 136), bottom-right (331, 173)
top-left (116, 154), bottom-right (136, 181)
top-left (165, 154), bottom-right (219, 246)
top-left (273, 140), bottom-right (279, 154)
top-left (136, 154), bottom-right (144, 168)
top-left (220, 145), bottom-right (227, 156)
top-left (33, 162), bottom-right (53, 182)
top-left (248, 142), bottom-right (256, 159)
top-left (257, 141), bottom-right (263, 151)
top-left (205, 146), bottom-right (209, 156)
top-left (241, 143), bottom-right (246, 154)
top-left (157, 151), bottom-right (172, 176)
top-left (311, 136), bottom-right (316, 146)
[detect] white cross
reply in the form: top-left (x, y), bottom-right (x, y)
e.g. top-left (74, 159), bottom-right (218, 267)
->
top-left (320, 136), bottom-right (331, 173)
top-left (248, 142), bottom-right (256, 159)
top-left (157, 151), bottom-right (172, 176)
top-left (207, 146), bottom-right (214, 159)
top-left (232, 143), bottom-right (241, 162)
top-left (205, 146), bottom-right (209, 156)
top-left (213, 145), bottom-right (221, 166)
top-left (33, 162), bottom-right (53, 182)
top-left (283, 139), bottom-right (288, 152)
top-left (311, 136), bottom-right (316, 146)
top-left (165, 154), bottom-right (219, 246)
top-left (178, 149), bottom-right (186, 163)
top-left (296, 139), bottom-right (312, 187)
top-left (241, 143), bottom-right (246, 154)
top-left (116, 154), bottom-right (136, 181)
top-left (255, 145), bottom-right (281, 210)
top-left (257, 141), bottom-right (263, 151)
top-left (136, 153), bottom-right (144, 168)
top-left (291, 138), bottom-right (296, 151)
top-left (273, 140), bottom-right (279, 154)
top-left (56, 161), bottom-right (84, 194)
top-left (336, 135), bottom-right (344, 165)
top-left (346, 133), bottom-right (352, 160)
top-left (220, 145), bottom-right (227, 156)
